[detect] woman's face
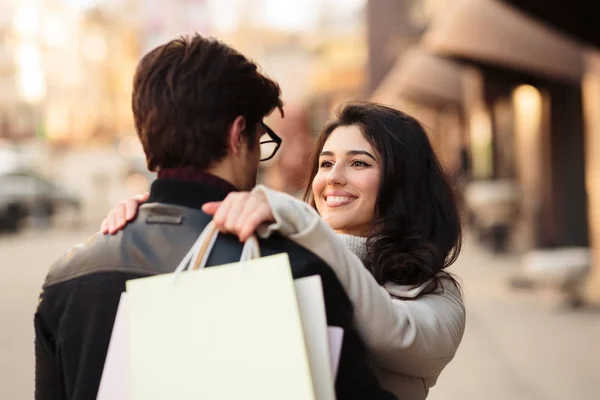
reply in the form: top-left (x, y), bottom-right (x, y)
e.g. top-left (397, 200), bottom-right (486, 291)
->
top-left (312, 125), bottom-right (381, 236)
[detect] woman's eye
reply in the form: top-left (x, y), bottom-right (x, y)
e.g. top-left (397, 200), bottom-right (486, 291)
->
top-left (351, 160), bottom-right (370, 167)
top-left (319, 160), bottom-right (333, 168)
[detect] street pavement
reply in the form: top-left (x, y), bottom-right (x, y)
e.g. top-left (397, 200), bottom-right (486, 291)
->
top-left (0, 228), bottom-right (99, 400)
top-left (428, 237), bottom-right (600, 400)
top-left (1, 228), bottom-right (599, 400)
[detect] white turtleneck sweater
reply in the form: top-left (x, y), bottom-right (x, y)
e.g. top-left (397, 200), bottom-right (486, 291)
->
top-left (336, 234), bottom-right (368, 261)
top-left (253, 185), bottom-right (466, 400)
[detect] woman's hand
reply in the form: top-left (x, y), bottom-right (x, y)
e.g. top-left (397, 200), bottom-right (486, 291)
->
top-left (100, 192), bottom-right (149, 235)
top-left (202, 191), bottom-right (275, 242)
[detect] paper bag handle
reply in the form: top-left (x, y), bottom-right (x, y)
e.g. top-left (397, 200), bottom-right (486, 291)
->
top-left (172, 221), bottom-right (261, 281)
top-left (191, 222), bottom-right (261, 270)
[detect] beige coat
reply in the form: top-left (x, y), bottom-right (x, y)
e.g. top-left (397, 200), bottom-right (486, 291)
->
top-left (254, 186), bottom-right (466, 400)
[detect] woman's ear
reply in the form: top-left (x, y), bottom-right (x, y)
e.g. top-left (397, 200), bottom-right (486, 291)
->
top-left (228, 116), bottom-right (247, 156)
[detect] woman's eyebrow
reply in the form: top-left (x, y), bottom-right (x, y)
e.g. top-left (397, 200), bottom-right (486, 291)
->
top-left (320, 150), bottom-right (376, 161)
top-left (347, 150), bottom-right (376, 160)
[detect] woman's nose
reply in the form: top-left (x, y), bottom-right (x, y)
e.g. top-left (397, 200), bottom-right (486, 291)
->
top-left (326, 164), bottom-right (347, 186)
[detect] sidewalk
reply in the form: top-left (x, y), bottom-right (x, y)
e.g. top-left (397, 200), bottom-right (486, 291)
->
top-left (428, 236), bottom-right (600, 400)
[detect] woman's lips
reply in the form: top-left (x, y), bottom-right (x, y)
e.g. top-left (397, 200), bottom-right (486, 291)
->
top-left (324, 195), bottom-right (356, 207)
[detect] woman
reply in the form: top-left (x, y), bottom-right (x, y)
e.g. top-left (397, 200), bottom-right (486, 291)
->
top-left (102, 102), bottom-right (466, 400)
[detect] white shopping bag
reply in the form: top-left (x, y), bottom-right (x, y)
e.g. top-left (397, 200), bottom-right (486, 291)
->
top-left (98, 279), bottom-right (342, 400)
top-left (97, 221), bottom-right (341, 400)
top-left (295, 276), bottom-right (336, 400)
top-left (131, 222), bottom-right (330, 400)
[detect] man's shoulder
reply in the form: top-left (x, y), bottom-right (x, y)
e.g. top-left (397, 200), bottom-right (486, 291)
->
top-left (44, 204), bottom-right (212, 288)
top-left (43, 230), bottom-right (149, 289)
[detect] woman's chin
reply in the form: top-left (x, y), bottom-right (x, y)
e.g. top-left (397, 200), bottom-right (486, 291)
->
top-left (328, 221), bottom-right (358, 235)
top-left (329, 221), bottom-right (371, 237)
top-left (321, 211), bottom-right (372, 237)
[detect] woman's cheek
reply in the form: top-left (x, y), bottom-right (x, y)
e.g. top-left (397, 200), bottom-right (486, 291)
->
top-left (312, 175), bottom-right (325, 202)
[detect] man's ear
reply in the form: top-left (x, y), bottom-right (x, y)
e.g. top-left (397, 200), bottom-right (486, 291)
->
top-left (228, 116), bottom-right (246, 157)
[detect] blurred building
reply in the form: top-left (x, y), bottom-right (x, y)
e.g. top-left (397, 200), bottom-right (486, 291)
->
top-left (368, 0), bottom-right (600, 303)
top-left (368, 0), bottom-right (465, 174)
top-left (306, 2), bottom-right (368, 131)
top-left (0, 0), bottom-right (142, 145)
top-left (0, 0), bottom-right (45, 141)
top-left (366, 0), bottom-right (428, 93)
top-left (138, 0), bottom-right (211, 55)
top-left (43, 1), bottom-right (141, 145)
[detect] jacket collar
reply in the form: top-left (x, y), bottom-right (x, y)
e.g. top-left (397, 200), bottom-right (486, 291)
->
top-left (384, 276), bottom-right (460, 299)
top-left (384, 280), bottom-right (437, 299)
top-left (147, 176), bottom-right (236, 210)
top-left (157, 168), bottom-right (237, 193)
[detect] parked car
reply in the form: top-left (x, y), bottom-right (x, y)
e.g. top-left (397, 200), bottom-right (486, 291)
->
top-left (0, 168), bottom-right (82, 232)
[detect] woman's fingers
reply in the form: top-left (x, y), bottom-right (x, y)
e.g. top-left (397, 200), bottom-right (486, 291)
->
top-left (133, 192), bottom-right (150, 203)
top-left (223, 193), bottom-right (248, 232)
top-left (100, 218), bottom-right (109, 234)
top-left (204, 192), bottom-right (274, 241)
top-left (124, 198), bottom-right (142, 221)
top-left (238, 204), bottom-right (273, 242)
top-left (108, 202), bottom-right (131, 234)
top-left (235, 193), bottom-right (275, 242)
top-left (201, 201), bottom-right (222, 216)
top-left (212, 193), bottom-right (237, 228)
top-left (102, 208), bottom-right (120, 234)
top-left (126, 192), bottom-right (149, 220)
top-left (100, 192), bottom-right (148, 234)
top-left (105, 206), bottom-right (120, 234)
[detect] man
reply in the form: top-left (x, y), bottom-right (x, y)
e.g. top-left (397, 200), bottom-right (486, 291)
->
top-left (34, 34), bottom-right (393, 400)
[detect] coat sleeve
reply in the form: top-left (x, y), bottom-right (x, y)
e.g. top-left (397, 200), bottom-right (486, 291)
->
top-left (253, 185), bottom-right (466, 380)
top-left (34, 270), bottom-right (144, 400)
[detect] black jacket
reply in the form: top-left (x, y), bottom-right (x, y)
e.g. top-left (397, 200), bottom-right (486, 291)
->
top-left (35, 177), bottom-right (395, 400)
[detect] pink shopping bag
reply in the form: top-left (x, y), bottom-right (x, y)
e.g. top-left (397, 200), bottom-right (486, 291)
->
top-left (96, 293), bottom-right (130, 400)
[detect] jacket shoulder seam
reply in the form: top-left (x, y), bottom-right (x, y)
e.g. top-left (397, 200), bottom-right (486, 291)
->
top-left (44, 266), bottom-right (154, 288)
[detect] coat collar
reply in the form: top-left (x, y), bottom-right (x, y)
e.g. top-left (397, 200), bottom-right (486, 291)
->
top-left (384, 279), bottom-right (437, 299)
top-left (157, 168), bottom-right (237, 193)
top-left (384, 276), bottom-right (460, 299)
top-left (147, 176), bottom-right (236, 210)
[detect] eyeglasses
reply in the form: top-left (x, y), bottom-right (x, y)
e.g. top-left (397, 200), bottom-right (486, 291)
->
top-left (259, 122), bottom-right (282, 162)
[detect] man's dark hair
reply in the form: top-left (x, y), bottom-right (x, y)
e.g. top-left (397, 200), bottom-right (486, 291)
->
top-left (132, 34), bottom-right (284, 171)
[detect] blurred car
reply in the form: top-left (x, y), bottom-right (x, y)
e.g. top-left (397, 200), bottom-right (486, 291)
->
top-left (0, 168), bottom-right (82, 233)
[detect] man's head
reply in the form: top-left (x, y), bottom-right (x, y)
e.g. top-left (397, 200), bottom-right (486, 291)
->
top-left (132, 34), bottom-right (283, 190)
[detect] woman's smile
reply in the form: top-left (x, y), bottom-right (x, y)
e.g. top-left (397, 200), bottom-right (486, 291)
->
top-left (323, 191), bottom-right (358, 207)
top-left (313, 125), bottom-right (381, 236)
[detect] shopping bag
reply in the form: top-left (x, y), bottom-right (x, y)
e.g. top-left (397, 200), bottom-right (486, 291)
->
top-left (125, 221), bottom-right (317, 400)
top-left (97, 280), bottom-right (341, 400)
top-left (97, 221), bottom-right (340, 400)
top-left (97, 276), bottom-right (339, 400)
top-left (294, 276), bottom-right (336, 400)
top-left (327, 327), bottom-right (344, 378)
top-left (96, 293), bottom-right (130, 400)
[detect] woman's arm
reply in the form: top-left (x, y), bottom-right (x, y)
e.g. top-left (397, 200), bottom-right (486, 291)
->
top-left (253, 185), bottom-right (466, 380)
top-left (104, 186), bottom-right (466, 380)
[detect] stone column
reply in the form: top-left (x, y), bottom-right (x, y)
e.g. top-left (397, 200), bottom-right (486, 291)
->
top-left (582, 50), bottom-right (600, 304)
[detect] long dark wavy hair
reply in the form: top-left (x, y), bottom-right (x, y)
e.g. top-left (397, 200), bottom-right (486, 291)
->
top-left (304, 102), bottom-right (462, 294)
